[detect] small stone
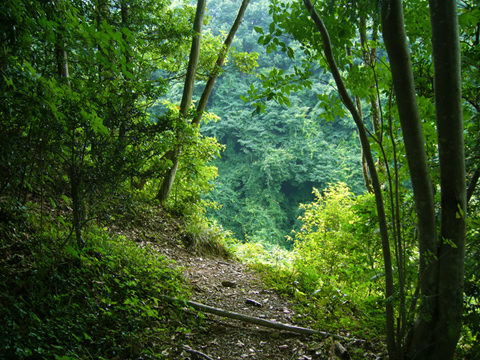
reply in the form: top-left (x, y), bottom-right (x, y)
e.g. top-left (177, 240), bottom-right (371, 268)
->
top-left (245, 298), bottom-right (262, 307)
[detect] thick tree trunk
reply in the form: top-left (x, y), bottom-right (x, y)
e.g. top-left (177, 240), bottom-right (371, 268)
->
top-left (427, 0), bottom-right (466, 358)
top-left (381, 0), bottom-right (465, 358)
top-left (302, 1), bottom-right (396, 357)
top-left (380, 2), bottom-right (437, 359)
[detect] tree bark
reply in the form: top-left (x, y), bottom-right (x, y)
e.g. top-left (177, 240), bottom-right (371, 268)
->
top-left (192, 0), bottom-right (251, 126)
top-left (55, 0), bottom-right (71, 87)
top-left (179, 0), bottom-right (207, 117)
top-left (380, 2), bottom-right (437, 359)
top-left (427, 0), bottom-right (466, 358)
top-left (157, 0), bottom-right (251, 201)
top-left (156, 0), bottom-right (206, 201)
top-left (381, 0), bottom-right (465, 358)
top-left (302, 1), bottom-right (396, 357)
top-left (467, 168), bottom-right (480, 203)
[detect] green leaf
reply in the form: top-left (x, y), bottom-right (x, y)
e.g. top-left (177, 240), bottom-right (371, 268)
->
top-left (121, 27), bottom-right (133, 38)
top-left (122, 63), bottom-right (135, 79)
top-left (456, 203), bottom-right (464, 219)
top-left (269, 22), bottom-right (275, 34)
top-left (253, 26), bottom-right (264, 34)
top-left (91, 116), bottom-right (109, 136)
top-left (62, 194), bottom-right (70, 205)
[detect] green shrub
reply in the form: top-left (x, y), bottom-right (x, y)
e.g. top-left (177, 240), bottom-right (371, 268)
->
top-left (0, 215), bottom-right (190, 359)
top-left (255, 183), bottom-right (386, 334)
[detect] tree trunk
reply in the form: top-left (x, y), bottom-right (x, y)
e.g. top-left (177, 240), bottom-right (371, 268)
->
top-left (156, 148), bottom-right (180, 201)
top-left (467, 168), bottom-right (480, 203)
top-left (380, 3), bottom-right (437, 359)
top-left (426, 0), bottom-right (465, 358)
top-left (156, 0), bottom-right (206, 202)
top-left (302, 1), bottom-right (396, 357)
top-left (347, 43), bottom-right (373, 193)
top-left (95, 0), bottom-right (109, 82)
top-left (381, 0), bottom-right (465, 358)
top-left (157, 0), bottom-right (251, 201)
top-left (161, 295), bottom-right (355, 341)
top-left (192, 0), bottom-right (251, 126)
top-left (55, 0), bottom-right (71, 87)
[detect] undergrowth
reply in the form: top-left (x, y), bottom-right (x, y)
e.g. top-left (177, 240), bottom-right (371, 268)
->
top-left (245, 260), bottom-right (385, 342)
top-left (0, 202), bottom-right (197, 360)
top-left (233, 184), bottom-right (387, 342)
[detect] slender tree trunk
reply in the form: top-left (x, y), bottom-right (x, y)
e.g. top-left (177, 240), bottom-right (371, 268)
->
top-left (55, 0), bottom-right (70, 87)
top-left (55, 0), bottom-right (84, 249)
top-left (179, 0), bottom-right (206, 116)
top-left (157, 0), bottom-right (251, 201)
top-left (467, 168), bottom-right (480, 203)
top-left (157, 0), bottom-right (206, 201)
top-left (117, 1), bottom-right (131, 160)
top-left (192, 0), bottom-right (251, 126)
top-left (302, 1), bottom-right (396, 357)
top-left (347, 43), bottom-right (373, 193)
top-left (96, 0), bottom-right (107, 82)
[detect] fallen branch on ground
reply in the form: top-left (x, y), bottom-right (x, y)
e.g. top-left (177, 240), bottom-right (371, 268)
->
top-left (183, 345), bottom-right (214, 360)
top-left (162, 295), bottom-right (361, 342)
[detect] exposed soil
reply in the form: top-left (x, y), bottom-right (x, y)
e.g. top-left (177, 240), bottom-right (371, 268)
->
top-left (113, 205), bottom-right (383, 360)
top-left (171, 252), bottom-right (328, 360)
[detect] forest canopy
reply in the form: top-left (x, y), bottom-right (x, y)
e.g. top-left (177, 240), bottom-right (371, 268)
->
top-left (1, 0), bottom-right (479, 359)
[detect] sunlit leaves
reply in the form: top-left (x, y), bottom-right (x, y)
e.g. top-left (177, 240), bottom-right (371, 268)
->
top-left (292, 183), bottom-right (383, 320)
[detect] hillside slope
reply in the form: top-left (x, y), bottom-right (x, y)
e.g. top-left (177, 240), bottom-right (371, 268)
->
top-left (0, 200), bottom-right (383, 359)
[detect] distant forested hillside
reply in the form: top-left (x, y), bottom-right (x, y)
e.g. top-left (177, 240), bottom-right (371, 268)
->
top-left (195, 0), bottom-right (367, 247)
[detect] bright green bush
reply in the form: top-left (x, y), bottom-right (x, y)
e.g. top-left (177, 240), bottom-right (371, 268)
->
top-left (289, 183), bottom-right (384, 329)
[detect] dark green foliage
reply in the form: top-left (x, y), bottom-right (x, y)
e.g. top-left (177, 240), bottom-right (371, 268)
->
top-left (0, 0), bottom-right (220, 246)
top-left (0, 203), bottom-right (190, 359)
top-left (199, 0), bottom-right (366, 245)
top-left (463, 234), bottom-right (480, 358)
top-left (1, 0), bottom-right (479, 358)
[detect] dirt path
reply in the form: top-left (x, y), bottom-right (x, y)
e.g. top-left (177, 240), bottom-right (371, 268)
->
top-left (116, 207), bottom-right (379, 359)
top-left (157, 244), bottom-right (356, 360)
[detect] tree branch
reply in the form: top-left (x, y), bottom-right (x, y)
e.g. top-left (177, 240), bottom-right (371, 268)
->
top-left (162, 295), bottom-right (359, 342)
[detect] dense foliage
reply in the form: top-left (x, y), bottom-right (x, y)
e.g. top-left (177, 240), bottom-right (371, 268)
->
top-left (1, 0), bottom-right (479, 358)
top-left (0, 0), bottom-right (235, 358)
top-left (199, 0), bottom-right (366, 247)
top-left (0, 207), bottom-right (190, 359)
top-left (203, 0), bottom-right (479, 357)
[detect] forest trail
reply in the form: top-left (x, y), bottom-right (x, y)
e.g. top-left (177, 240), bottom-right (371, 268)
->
top-left (162, 244), bottom-right (325, 359)
top-left (109, 205), bottom-right (382, 360)
top-left (146, 236), bottom-right (369, 360)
